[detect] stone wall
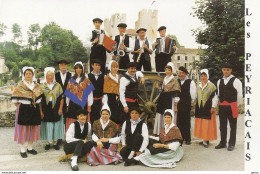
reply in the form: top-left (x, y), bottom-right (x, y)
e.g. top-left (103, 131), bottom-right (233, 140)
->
top-left (0, 93), bottom-right (16, 127)
top-left (0, 110), bottom-right (15, 127)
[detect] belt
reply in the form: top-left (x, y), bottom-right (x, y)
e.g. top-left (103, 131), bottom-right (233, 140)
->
top-left (94, 97), bottom-right (102, 100)
top-left (219, 101), bottom-right (238, 118)
top-left (125, 97), bottom-right (138, 102)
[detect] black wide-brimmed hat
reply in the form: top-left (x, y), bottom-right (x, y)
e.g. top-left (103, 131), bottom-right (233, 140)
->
top-left (136, 28), bottom-right (147, 33)
top-left (76, 109), bottom-right (88, 116)
top-left (126, 62), bottom-right (138, 68)
top-left (91, 59), bottom-right (103, 65)
top-left (93, 18), bottom-right (103, 23)
top-left (179, 66), bottom-right (189, 74)
top-left (221, 62), bottom-right (233, 69)
top-left (117, 23), bottom-right (127, 28)
top-left (56, 59), bottom-right (70, 64)
top-left (157, 26), bottom-right (166, 31)
top-left (129, 107), bottom-right (142, 114)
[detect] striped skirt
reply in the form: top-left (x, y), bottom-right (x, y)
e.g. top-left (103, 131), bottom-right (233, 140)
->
top-left (136, 146), bottom-right (183, 168)
top-left (14, 104), bottom-right (40, 144)
top-left (40, 115), bottom-right (65, 142)
top-left (87, 144), bottom-right (122, 166)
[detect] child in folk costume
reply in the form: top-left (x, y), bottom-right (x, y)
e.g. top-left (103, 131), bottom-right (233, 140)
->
top-left (64, 109), bottom-right (94, 171)
top-left (102, 61), bottom-right (121, 126)
top-left (88, 59), bottom-right (105, 124)
top-left (64, 61), bottom-right (95, 132)
top-left (120, 107), bottom-right (149, 166)
top-left (194, 69), bottom-right (218, 148)
top-left (87, 104), bottom-right (122, 166)
top-left (11, 66), bottom-right (43, 158)
top-left (40, 67), bottom-right (64, 150)
top-left (154, 62), bottom-right (181, 135)
top-left (134, 109), bottom-right (183, 168)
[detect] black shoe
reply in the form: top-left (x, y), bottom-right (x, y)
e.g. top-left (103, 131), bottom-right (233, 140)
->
top-left (57, 139), bottom-right (62, 145)
top-left (215, 143), bottom-right (226, 149)
top-left (131, 159), bottom-right (139, 165)
top-left (20, 152), bottom-right (27, 158)
top-left (185, 141), bottom-right (191, 145)
top-left (124, 159), bottom-right (132, 166)
top-left (27, 149), bottom-right (37, 155)
top-left (45, 144), bottom-right (51, 150)
top-left (71, 164), bottom-right (79, 171)
top-left (227, 145), bottom-right (235, 151)
top-left (199, 141), bottom-right (204, 145)
top-left (53, 144), bottom-right (60, 150)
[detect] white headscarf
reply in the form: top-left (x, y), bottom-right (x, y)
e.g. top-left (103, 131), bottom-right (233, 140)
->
top-left (163, 109), bottom-right (175, 134)
top-left (22, 66), bottom-right (36, 82)
top-left (167, 62), bottom-right (174, 73)
top-left (164, 62), bottom-right (175, 85)
top-left (200, 69), bottom-right (209, 79)
top-left (44, 67), bottom-right (55, 83)
top-left (99, 104), bottom-right (111, 130)
top-left (108, 60), bottom-right (117, 71)
top-left (74, 61), bottom-right (84, 73)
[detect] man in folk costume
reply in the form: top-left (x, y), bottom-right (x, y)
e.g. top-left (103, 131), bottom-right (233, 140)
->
top-left (152, 26), bottom-right (177, 72)
top-left (55, 59), bottom-right (71, 145)
top-left (177, 66), bottom-right (197, 145)
top-left (120, 107), bottom-right (149, 166)
top-left (64, 109), bottom-right (94, 171)
top-left (111, 23), bottom-right (134, 69)
top-left (131, 28), bottom-right (153, 71)
top-left (11, 66), bottom-right (43, 158)
top-left (119, 62), bottom-right (144, 124)
top-left (85, 18), bottom-right (109, 73)
top-left (87, 59), bottom-right (105, 124)
top-left (215, 62), bottom-right (242, 151)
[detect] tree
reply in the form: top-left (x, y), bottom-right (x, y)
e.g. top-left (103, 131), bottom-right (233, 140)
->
top-left (0, 22), bottom-right (7, 40)
top-left (27, 24), bottom-right (41, 55)
top-left (11, 64), bottom-right (20, 82)
top-left (167, 34), bottom-right (181, 47)
top-left (70, 39), bottom-right (88, 62)
top-left (192, 0), bottom-right (244, 84)
top-left (12, 23), bottom-right (23, 44)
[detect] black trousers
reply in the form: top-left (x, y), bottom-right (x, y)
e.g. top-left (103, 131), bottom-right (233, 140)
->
top-left (64, 141), bottom-right (94, 157)
top-left (155, 53), bottom-right (171, 72)
top-left (90, 99), bottom-right (102, 125)
top-left (134, 58), bottom-right (151, 71)
top-left (120, 133), bottom-right (143, 160)
top-left (120, 100), bottom-right (139, 125)
top-left (177, 105), bottom-right (191, 142)
top-left (219, 105), bottom-right (237, 146)
top-left (118, 54), bottom-right (130, 70)
top-left (90, 45), bottom-right (107, 73)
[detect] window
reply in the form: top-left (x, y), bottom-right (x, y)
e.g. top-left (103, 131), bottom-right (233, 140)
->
top-left (177, 56), bottom-right (180, 60)
top-left (184, 63), bottom-right (188, 68)
top-left (185, 56), bottom-right (188, 60)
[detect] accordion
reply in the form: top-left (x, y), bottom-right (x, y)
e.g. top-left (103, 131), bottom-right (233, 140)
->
top-left (155, 37), bottom-right (176, 55)
top-left (96, 32), bottom-right (117, 51)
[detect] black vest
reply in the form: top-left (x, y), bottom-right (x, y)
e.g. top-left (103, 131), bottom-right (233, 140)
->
top-left (88, 73), bottom-right (104, 98)
top-left (91, 30), bottom-right (104, 42)
top-left (133, 38), bottom-right (151, 61)
top-left (55, 71), bottom-right (71, 95)
top-left (219, 77), bottom-right (237, 102)
top-left (178, 79), bottom-right (192, 106)
top-left (114, 35), bottom-right (130, 55)
top-left (123, 73), bottom-right (138, 99)
top-left (74, 121), bottom-right (89, 140)
top-left (125, 120), bottom-right (143, 146)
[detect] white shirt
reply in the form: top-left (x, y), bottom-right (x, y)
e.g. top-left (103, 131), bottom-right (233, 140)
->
top-left (91, 119), bottom-right (121, 144)
top-left (179, 76), bottom-right (197, 103)
top-left (66, 121), bottom-right (92, 143)
top-left (119, 71), bottom-right (144, 107)
top-left (66, 77), bottom-right (93, 106)
top-left (133, 37), bottom-right (152, 53)
top-left (121, 121), bottom-right (149, 152)
top-left (216, 74), bottom-right (243, 106)
top-left (84, 29), bottom-right (108, 48)
top-left (111, 34), bottom-right (134, 56)
top-left (59, 71), bottom-right (67, 85)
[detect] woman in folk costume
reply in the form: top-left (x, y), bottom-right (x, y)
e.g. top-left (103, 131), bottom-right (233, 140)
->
top-left (102, 60), bottom-right (121, 126)
top-left (11, 66), bottom-right (43, 158)
top-left (64, 109), bottom-right (94, 171)
top-left (87, 104), bottom-right (122, 166)
top-left (134, 109), bottom-right (183, 168)
top-left (153, 62), bottom-right (181, 135)
top-left (40, 67), bottom-right (64, 150)
top-left (194, 69), bottom-right (218, 147)
top-left (64, 61), bottom-right (95, 132)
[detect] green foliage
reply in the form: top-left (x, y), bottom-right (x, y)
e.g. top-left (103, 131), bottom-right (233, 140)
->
top-left (11, 64), bottom-right (20, 82)
top-left (0, 22), bottom-right (7, 39)
top-left (192, 0), bottom-right (244, 84)
top-left (12, 23), bottom-right (23, 44)
top-left (167, 34), bottom-right (181, 47)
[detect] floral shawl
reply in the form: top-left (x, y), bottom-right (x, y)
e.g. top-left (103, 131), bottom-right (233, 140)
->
top-left (41, 82), bottom-right (63, 108)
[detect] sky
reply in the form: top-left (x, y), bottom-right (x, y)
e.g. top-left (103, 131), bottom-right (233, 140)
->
top-left (0, 0), bottom-right (204, 48)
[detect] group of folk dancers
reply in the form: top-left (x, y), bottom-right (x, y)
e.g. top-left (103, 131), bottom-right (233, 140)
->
top-left (11, 17), bottom-right (243, 171)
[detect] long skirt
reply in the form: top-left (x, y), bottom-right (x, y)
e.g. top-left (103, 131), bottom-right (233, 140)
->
top-left (194, 113), bottom-right (217, 141)
top-left (14, 104), bottom-right (40, 144)
top-left (40, 115), bottom-right (65, 142)
top-left (87, 144), bottom-right (122, 166)
top-left (136, 146), bottom-right (183, 168)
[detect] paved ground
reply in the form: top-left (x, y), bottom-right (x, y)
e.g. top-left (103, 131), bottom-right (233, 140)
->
top-left (0, 115), bottom-right (244, 171)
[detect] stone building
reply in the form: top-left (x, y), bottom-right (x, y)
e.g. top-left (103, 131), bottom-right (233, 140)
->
top-left (104, 13), bottom-right (126, 37)
top-left (0, 55), bottom-right (9, 74)
top-left (172, 46), bottom-right (202, 81)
